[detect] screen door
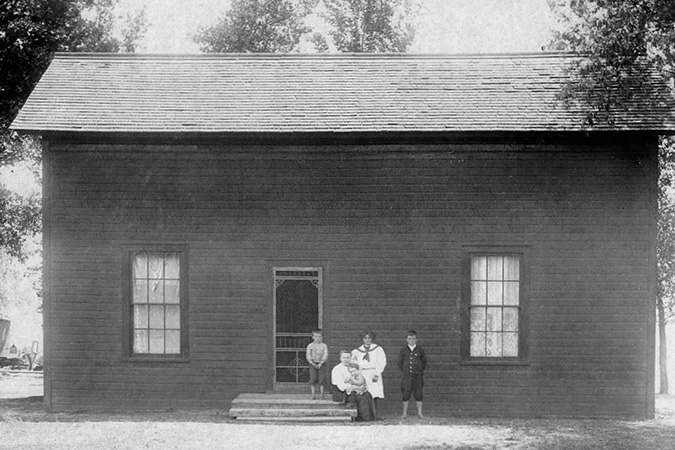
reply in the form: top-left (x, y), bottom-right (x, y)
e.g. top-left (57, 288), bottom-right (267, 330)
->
top-left (273, 268), bottom-right (322, 385)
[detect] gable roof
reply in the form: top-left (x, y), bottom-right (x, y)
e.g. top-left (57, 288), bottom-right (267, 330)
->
top-left (10, 52), bottom-right (675, 135)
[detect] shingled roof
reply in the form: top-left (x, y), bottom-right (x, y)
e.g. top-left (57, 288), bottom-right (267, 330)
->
top-left (10, 52), bottom-right (675, 135)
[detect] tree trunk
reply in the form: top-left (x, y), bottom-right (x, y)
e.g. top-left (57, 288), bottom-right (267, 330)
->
top-left (657, 296), bottom-right (669, 394)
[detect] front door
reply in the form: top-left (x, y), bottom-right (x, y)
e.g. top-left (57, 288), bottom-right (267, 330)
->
top-left (273, 268), bottom-right (322, 388)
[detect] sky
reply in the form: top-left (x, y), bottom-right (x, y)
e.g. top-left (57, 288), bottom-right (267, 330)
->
top-left (116, 0), bottom-right (557, 54)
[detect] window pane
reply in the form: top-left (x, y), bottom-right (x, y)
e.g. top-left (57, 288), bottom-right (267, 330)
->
top-left (471, 256), bottom-right (487, 280)
top-left (133, 280), bottom-right (148, 303)
top-left (503, 307), bottom-right (519, 332)
top-left (487, 256), bottom-right (503, 280)
top-left (134, 330), bottom-right (148, 354)
top-left (149, 280), bottom-right (164, 304)
top-left (165, 280), bottom-right (180, 304)
top-left (504, 282), bottom-right (519, 305)
top-left (165, 330), bottom-right (180, 354)
top-left (471, 281), bottom-right (486, 305)
top-left (149, 330), bottom-right (164, 353)
top-left (470, 332), bottom-right (486, 357)
top-left (486, 308), bottom-right (502, 331)
top-left (470, 307), bottom-right (486, 331)
top-left (503, 333), bottom-right (518, 356)
top-left (133, 254), bottom-right (148, 279)
top-left (166, 305), bottom-right (180, 329)
top-left (133, 305), bottom-right (149, 329)
top-left (130, 250), bottom-right (184, 356)
top-left (165, 254), bottom-right (180, 279)
top-left (504, 257), bottom-right (520, 280)
top-left (149, 305), bottom-right (164, 329)
top-left (149, 255), bottom-right (164, 279)
top-left (486, 332), bottom-right (502, 357)
top-left (487, 281), bottom-right (503, 305)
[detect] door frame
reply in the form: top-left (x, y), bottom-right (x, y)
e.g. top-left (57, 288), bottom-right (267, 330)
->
top-left (272, 266), bottom-right (323, 389)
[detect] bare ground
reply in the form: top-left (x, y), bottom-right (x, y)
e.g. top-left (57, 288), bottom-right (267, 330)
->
top-left (1, 372), bottom-right (674, 450)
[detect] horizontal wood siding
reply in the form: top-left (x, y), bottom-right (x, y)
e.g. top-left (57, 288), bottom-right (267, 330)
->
top-left (45, 139), bottom-right (655, 417)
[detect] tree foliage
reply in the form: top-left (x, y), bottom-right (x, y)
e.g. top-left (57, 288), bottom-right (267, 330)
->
top-left (193, 0), bottom-right (316, 53)
top-left (0, 0), bottom-right (146, 260)
top-left (193, 0), bottom-right (417, 54)
top-left (548, 0), bottom-right (675, 127)
top-left (319, 0), bottom-right (416, 52)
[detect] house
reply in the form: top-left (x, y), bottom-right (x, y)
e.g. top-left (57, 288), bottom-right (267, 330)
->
top-left (11, 52), bottom-right (675, 418)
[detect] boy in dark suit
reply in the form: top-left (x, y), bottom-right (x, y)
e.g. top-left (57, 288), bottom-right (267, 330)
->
top-left (397, 329), bottom-right (427, 418)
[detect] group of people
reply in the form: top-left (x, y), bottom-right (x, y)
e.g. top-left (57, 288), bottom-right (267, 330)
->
top-left (305, 329), bottom-right (427, 421)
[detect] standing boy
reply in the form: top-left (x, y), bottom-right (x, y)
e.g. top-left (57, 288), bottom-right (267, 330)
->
top-left (397, 329), bottom-right (427, 418)
top-left (306, 329), bottom-right (328, 399)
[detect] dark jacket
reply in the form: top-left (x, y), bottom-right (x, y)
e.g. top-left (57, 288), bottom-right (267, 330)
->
top-left (398, 345), bottom-right (427, 375)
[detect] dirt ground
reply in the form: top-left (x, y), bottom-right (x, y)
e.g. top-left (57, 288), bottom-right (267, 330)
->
top-left (2, 371), bottom-right (675, 450)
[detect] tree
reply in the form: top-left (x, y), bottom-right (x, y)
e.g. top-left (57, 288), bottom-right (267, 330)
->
top-left (658, 137), bottom-right (675, 394)
top-left (0, 0), bottom-right (147, 260)
top-left (1, 0), bottom-right (146, 332)
top-left (548, 0), bottom-right (675, 393)
top-left (319, 0), bottom-right (416, 52)
top-left (548, 0), bottom-right (675, 126)
top-left (193, 0), bottom-right (316, 53)
top-left (120, 6), bottom-right (148, 53)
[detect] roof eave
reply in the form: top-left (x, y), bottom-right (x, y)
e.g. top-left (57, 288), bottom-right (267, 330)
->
top-left (15, 128), bottom-right (670, 146)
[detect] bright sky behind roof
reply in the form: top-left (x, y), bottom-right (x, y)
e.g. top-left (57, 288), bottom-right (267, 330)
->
top-left (117, 0), bottom-right (556, 54)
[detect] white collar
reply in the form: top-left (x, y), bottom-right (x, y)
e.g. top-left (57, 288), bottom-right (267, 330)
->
top-left (408, 344), bottom-right (417, 351)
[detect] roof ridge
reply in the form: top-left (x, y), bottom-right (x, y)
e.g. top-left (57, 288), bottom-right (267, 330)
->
top-left (52, 51), bottom-right (579, 60)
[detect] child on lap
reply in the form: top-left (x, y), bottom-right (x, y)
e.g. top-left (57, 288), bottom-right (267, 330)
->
top-left (345, 363), bottom-right (375, 422)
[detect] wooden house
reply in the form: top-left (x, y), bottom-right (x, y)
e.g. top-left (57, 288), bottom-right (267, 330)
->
top-left (11, 53), bottom-right (675, 418)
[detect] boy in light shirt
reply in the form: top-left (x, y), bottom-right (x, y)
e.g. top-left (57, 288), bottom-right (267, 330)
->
top-left (306, 329), bottom-right (328, 399)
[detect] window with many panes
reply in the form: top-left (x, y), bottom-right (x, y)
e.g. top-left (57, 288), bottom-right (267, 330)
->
top-left (464, 253), bottom-right (525, 361)
top-left (125, 248), bottom-right (188, 359)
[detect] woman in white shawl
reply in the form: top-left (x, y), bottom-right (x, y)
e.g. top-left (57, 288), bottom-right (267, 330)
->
top-left (352, 330), bottom-right (386, 419)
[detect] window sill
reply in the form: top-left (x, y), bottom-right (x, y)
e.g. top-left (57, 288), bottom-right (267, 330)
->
top-left (122, 355), bottom-right (190, 364)
top-left (460, 358), bottom-right (528, 366)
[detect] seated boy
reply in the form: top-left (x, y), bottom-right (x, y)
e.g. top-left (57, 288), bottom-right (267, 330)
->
top-left (331, 350), bottom-right (353, 404)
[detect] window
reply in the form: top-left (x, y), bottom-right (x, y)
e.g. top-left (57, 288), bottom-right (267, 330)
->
top-left (124, 247), bottom-right (188, 359)
top-left (463, 252), bottom-right (526, 362)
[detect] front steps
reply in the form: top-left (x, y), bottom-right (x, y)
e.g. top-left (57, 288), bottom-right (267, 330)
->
top-left (229, 393), bottom-right (357, 422)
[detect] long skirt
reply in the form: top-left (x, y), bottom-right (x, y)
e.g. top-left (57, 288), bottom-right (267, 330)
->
top-left (348, 391), bottom-right (375, 422)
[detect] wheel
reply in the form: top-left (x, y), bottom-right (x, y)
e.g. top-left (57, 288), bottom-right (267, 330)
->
top-left (18, 354), bottom-right (32, 371)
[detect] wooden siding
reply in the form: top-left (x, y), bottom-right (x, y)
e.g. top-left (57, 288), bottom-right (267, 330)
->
top-left (43, 137), bottom-right (656, 418)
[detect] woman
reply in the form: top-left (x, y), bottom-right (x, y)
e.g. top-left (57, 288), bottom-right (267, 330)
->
top-left (352, 330), bottom-right (386, 419)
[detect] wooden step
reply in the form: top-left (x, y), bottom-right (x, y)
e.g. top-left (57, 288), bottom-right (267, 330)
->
top-left (232, 394), bottom-right (342, 409)
top-left (229, 393), bottom-right (357, 422)
top-left (236, 416), bottom-right (353, 422)
top-left (231, 408), bottom-right (355, 417)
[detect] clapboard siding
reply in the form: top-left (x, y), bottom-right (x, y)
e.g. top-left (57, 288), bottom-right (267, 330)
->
top-left (43, 137), bottom-right (655, 417)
